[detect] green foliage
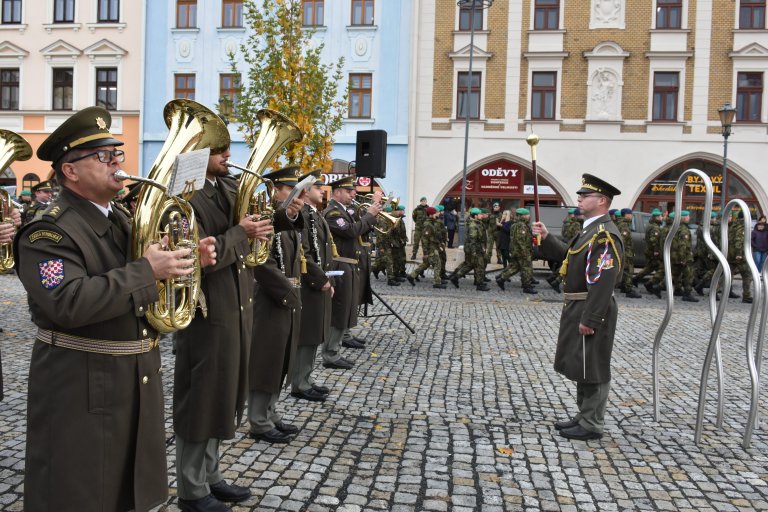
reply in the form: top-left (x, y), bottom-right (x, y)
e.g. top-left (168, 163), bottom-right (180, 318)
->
top-left (227, 0), bottom-right (348, 172)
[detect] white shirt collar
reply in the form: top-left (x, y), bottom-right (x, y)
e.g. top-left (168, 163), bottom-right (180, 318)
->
top-left (90, 201), bottom-right (112, 217)
top-left (583, 215), bottom-right (602, 229)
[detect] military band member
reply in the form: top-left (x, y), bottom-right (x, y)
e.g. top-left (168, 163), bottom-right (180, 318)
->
top-left (173, 141), bottom-right (274, 512)
top-left (410, 196), bottom-right (428, 258)
top-left (533, 174), bottom-right (624, 441)
top-left (0, 206), bottom-right (20, 401)
top-left (23, 180), bottom-right (54, 225)
top-left (322, 176), bottom-right (381, 369)
top-left (249, 166), bottom-right (306, 444)
top-left (291, 170), bottom-right (334, 401)
top-left (14, 106), bottom-right (215, 511)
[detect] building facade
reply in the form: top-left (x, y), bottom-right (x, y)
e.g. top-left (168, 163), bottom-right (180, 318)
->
top-left (409, 0), bottom-right (768, 228)
top-left (0, 0), bottom-right (143, 190)
top-left (141, 0), bottom-right (411, 201)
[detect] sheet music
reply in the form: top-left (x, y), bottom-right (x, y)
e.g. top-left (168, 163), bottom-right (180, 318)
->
top-left (169, 148), bottom-right (210, 197)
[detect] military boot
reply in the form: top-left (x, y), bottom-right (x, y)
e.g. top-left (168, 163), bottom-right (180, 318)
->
top-left (522, 287), bottom-right (538, 294)
top-left (450, 274), bottom-right (460, 288)
top-left (476, 283), bottom-right (490, 291)
top-left (406, 275), bottom-right (416, 286)
top-left (387, 278), bottom-right (401, 286)
top-left (694, 280), bottom-right (705, 296)
top-left (682, 292), bottom-right (699, 302)
top-left (433, 283), bottom-right (447, 289)
top-left (495, 277), bottom-right (505, 291)
top-left (625, 288), bottom-right (641, 299)
top-left (373, 269), bottom-right (381, 280)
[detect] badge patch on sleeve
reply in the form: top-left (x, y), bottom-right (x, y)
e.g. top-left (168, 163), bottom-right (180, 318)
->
top-left (336, 218), bottom-right (347, 227)
top-left (597, 254), bottom-right (614, 269)
top-left (38, 258), bottom-right (65, 289)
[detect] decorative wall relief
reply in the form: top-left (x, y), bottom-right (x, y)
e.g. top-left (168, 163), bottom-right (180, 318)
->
top-left (590, 0), bottom-right (624, 29)
top-left (588, 68), bottom-right (621, 120)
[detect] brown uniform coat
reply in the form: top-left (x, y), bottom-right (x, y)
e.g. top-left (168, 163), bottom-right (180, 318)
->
top-left (14, 188), bottom-right (167, 512)
top-left (174, 176), bottom-right (254, 442)
top-left (323, 199), bottom-right (377, 329)
top-left (250, 210), bottom-right (303, 393)
top-left (539, 214), bottom-right (624, 384)
top-left (299, 203), bottom-right (334, 347)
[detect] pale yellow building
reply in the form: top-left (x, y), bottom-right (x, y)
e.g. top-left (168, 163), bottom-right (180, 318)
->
top-left (409, 0), bottom-right (768, 225)
top-left (0, 0), bottom-right (142, 190)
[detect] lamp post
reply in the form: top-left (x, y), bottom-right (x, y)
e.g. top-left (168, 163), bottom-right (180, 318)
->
top-left (457, 0), bottom-right (493, 245)
top-left (718, 102), bottom-right (736, 209)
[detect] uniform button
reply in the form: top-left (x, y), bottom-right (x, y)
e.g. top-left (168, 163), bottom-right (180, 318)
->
top-left (142, 329), bottom-right (148, 336)
top-left (238, 269), bottom-right (241, 274)
top-left (138, 306), bottom-right (144, 312)
top-left (249, 298), bottom-right (253, 303)
top-left (240, 305), bottom-right (244, 311)
top-left (242, 264), bottom-right (246, 269)
top-left (283, 299), bottom-right (287, 304)
top-left (142, 376), bottom-right (149, 384)
top-left (240, 254), bottom-right (244, 259)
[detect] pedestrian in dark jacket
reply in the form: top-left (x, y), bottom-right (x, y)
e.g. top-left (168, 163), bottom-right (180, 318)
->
top-left (444, 208), bottom-right (457, 248)
top-left (752, 216), bottom-right (768, 271)
top-left (497, 210), bottom-right (512, 267)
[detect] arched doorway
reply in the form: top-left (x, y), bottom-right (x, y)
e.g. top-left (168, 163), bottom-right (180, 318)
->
top-left (635, 158), bottom-right (761, 224)
top-left (437, 157), bottom-right (568, 212)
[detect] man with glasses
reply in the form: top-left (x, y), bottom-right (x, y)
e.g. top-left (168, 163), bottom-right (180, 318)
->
top-left (14, 106), bottom-right (216, 511)
top-left (533, 174), bottom-right (624, 442)
top-left (23, 180), bottom-right (55, 224)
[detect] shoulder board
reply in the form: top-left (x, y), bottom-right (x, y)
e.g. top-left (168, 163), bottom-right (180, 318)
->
top-left (40, 203), bottom-right (66, 221)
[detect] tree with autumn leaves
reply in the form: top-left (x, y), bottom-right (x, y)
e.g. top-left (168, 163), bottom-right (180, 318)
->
top-left (225, 0), bottom-right (347, 172)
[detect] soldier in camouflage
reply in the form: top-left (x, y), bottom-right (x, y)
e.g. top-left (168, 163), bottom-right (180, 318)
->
top-left (407, 207), bottom-right (445, 288)
top-left (371, 206), bottom-right (400, 286)
top-left (634, 208), bottom-right (663, 292)
top-left (496, 208), bottom-right (537, 294)
top-left (449, 208), bottom-right (489, 291)
top-left (436, 205), bottom-right (449, 280)
top-left (392, 205), bottom-right (408, 280)
top-left (616, 208), bottom-right (641, 298)
top-left (410, 197), bottom-right (428, 259)
top-left (649, 211), bottom-right (698, 301)
top-left (694, 212), bottom-right (721, 296)
top-left (728, 211), bottom-right (753, 303)
top-left (486, 202), bottom-right (503, 264)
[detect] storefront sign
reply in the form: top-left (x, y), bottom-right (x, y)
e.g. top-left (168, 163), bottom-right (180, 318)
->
top-left (448, 159), bottom-right (524, 196)
top-left (647, 175), bottom-right (723, 195)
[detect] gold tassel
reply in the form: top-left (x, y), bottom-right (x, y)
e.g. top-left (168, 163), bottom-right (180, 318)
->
top-left (331, 239), bottom-right (339, 258)
top-left (299, 245), bottom-right (308, 274)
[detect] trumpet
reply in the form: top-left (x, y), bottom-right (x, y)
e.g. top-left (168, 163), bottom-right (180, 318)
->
top-left (351, 197), bottom-right (399, 235)
top-left (0, 129), bottom-right (33, 272)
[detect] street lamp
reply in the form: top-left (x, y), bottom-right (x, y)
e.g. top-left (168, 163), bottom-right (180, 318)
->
top-left (457, 0), bottom-right (493, 245)
top-left (718, 102), bottom-right (736, 209)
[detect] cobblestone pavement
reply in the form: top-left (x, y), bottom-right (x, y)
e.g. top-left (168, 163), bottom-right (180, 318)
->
top-left (1, 266), bottom-right (768, 512)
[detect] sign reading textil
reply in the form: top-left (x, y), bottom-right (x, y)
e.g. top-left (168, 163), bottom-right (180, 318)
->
top-left (448, 159), bottom-right (524, 196)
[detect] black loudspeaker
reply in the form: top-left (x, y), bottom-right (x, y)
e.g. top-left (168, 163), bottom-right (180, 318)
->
top-left (355, 130), bottom-right (387, 178)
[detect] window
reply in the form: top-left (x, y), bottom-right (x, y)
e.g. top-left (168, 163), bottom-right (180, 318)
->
top-left (52, 68), bottom-right (73, 110)
top-left (303, 0), bottom-right (323, 26)
top-left (53, 0), bottom-right (74, 23)
top-left (534, 0), bottom-right (559, 30)
top-left (2, 0), bottom-right (21, 24)
top-left (351, 0), bottom-right (373, 25)
top-left (175, 73), bottom-right (195, 100)
top-left (176, 0), bottom-right (196, 28)
top-left (221, 0), bottom-right (242, 28)
top-left (652, 72), bottom-right (679, 121)
top-left (740, 0), bottom-right (766, 29)
top-left (531, 71), bottom-right (556, 120)
top-left (98, 0), bottom-right (119, 22)
top-left (22, 173), bottom-right (39, 192)
top-left (348, 73), bottom-right (372, 118)
top-left (458, 3), bottom-right (483, 31)
top-left (737, 72), bottom-right (762, 122)
top-left (0, 69), bottom-right (18, 110)
top-left (656, 0), bottom-right (682, 29)
top-left (457, 71), bottom-right (481, 119)
top-left (219, 73), bottom-right (239, 116)
top-left (96, 68), bottom-right (117, 110)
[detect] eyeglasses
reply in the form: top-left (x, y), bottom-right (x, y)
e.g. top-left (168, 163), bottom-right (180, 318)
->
top-left (69, 149), bottom-right (125, 164)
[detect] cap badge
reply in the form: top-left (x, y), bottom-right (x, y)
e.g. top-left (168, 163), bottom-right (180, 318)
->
top-left (96, 117), bottom-right (107, 130)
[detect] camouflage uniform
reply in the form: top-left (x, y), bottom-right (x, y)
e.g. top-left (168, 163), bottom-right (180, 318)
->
top-left (450, 215), bottom-right (487, 288)
top-left (649, 217), bottom-right (675, 293)
top-left (497, 216), bottom-right (535, 291)
top-left (408, 216), bottom-right (443, 286)
top-left (393, 214), bottom-right (408, 277)
top-left (696, 219), bottom-right (721, 293)
top-left (410, 204), bottom-right (428, 258)
top-left (728, 219), bottom-right (753, 301)
top-left (634, 217), bottom-right (663, 286)
top-left (436, 217), bottom-right (448, 279)
top-left (372, 216), bottom-right (397, 283)
top-left (615, 215), bottom-right (640, 297)
top-left (651, 218), bottom-right (695, 298)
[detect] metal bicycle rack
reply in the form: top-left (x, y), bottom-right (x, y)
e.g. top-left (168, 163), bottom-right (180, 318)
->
top-left (647, 170), bottom-right (768, 448)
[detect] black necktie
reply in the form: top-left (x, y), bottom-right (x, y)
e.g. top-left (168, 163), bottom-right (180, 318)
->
top-left (108, 210), bottom-right (128, 254)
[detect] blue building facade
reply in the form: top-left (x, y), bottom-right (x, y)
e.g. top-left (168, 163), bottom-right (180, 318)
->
top-left (140, 0), bottom-right (411, 201)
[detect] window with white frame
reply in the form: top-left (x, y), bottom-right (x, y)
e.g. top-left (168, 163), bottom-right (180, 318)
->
top-left (349, 73), bottom-right (372, 118)
top-left (736, 72), bottom-right (763, 122)
top-left (534, 0), bottom-right (559, 30)
top-left (652, 72), bottom-right (679, 121)
top-left (52, 67), bottom-right (73, 110)
top-left (96, 67), bottom-right (117, 110)
top-left (0, 68), bottom-right (19, 110)
top-left (531, 71), bottom-right (556, 120)
top-left (53, 0), bottom-right (75, 23)
top-left (656, 0), bottom-right (682, 29)
top-left (2, 0), bottom-right (21, 24)
top-left (740, 0), bottom-right (766, 29)
top-left (459, 3), bottom-right (483, 31)
top-left (456, 71), bottom-right (481, 119)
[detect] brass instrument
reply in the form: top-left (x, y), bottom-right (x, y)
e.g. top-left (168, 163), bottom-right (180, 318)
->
top-left (125, 99), bottom-right (230, 333)
top-left (0, 129), bottom-right (32, 272)
top-left (228, 109), bottom-right (303, 267)
top-left (351, 195), bottom-right (399, 235)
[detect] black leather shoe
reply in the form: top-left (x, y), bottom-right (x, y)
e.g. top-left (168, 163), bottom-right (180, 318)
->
top-left (342, 338), bottom-right (365, 349)
top-left (311, 384), bottom-right (330, 394)
top-left (531, 278), bottom-right (540, 285)
top-left (496, 278), bottom-right (505, 291)
top-left (554, 418), bottom-right (579, 431)
top-left (559, 424), bottom-right (603, 441)
top-left (351, 336), bottom-right (367, 345)
top-left (210, 480), bottom-right (251, 503)
top-left (249, 428), bottom-right (292, 444)
top-left (323, 359), bottom-right (353, 370)
top-left (274, 421), bottom-right (299, 434)
top-left (291, 388), bottom-right (327, 402)
top-left (373, 269), bottom-right (380, 280)
top-left (406, 275), bottom-right (415, 286)
top-left (178, 494), bottom-right (231, 512)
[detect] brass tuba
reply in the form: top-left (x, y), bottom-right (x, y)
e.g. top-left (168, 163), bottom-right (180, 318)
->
top-left (0, 129), bottom-right (32, 272)
top-left (228, 109), bottom-right (302, 267)
top-left (125, 99), bottom-right (230, 333)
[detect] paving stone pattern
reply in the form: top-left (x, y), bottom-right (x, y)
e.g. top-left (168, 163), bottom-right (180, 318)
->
top-left (1, 269), bottom-right (767, 511)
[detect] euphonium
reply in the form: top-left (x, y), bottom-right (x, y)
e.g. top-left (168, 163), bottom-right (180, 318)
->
top-left (127, 99), bottom-right (230, 333)
top-left (228, 109), bottom-right (302, 267)
top-left (0, 129), bottom-right (32, 272)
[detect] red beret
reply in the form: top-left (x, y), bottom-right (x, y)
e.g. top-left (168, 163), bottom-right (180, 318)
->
top-left (426, 207), bottom-right (437, 216)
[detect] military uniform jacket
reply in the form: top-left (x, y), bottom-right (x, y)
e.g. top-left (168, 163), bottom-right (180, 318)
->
top-left (464, 218), bottom-right (485, 255)
top-left (23, 200), bottom-right (50, 225)
top-left (250, 209), bottom-right (303, 393)
top-left (174, 176), bottom-right (254, 442)
top-left (394, 218), bottom-right (408, 246)
top-left (539, 214), bottom-right (624, 384)
top-left (299, 203), bottom-right (334, 347)
top-left (510, 219), bottom-right (533, 258)
top-left (412, 204), bottom-right (427, 227)
top-left (14, 187), bottom-right (167, 512)
top-left (323, 199), bottom-right (377, 329)
top-left (617, 219), bottom-right (634, 258)
top-left (644, 220), bottom-right (662, 259)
